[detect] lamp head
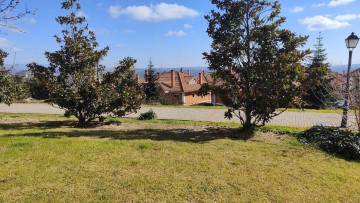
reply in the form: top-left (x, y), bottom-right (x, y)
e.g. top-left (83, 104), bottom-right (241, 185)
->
top-left (345, 32), bottom-right (359, 50)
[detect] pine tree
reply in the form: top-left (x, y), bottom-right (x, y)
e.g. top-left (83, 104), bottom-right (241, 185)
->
top-left (303, 32), bottom-right (337, 109)
top-left (143, 59), bottom-right (161, 102)
top-left (203, 0), bottom-right (309, 130)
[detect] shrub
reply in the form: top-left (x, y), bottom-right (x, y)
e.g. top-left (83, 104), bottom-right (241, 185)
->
top-left (158, 94), bottom-right (180, 105)
top-left (138, 109), bottom-right (157, 120)
top-left (298, 126), bottom-right (360, 160)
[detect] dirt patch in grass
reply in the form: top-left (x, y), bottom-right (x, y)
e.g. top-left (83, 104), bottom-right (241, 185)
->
top-left (251, 131), bottom-right (286, 144)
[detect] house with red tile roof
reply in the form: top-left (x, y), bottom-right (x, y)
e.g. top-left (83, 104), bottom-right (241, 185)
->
top-left (156, 70), bottom-right (211, 105)
top-left (197, 71), bottom-right (224, 105)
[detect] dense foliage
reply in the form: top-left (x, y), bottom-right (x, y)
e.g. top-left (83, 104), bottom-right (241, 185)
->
top-left (138, 109), bottom-right (157, 120)
top-left (0, 50), bottom-right (17, 105)
top-left (299, 126), bottom-right (360, 160)
top-left (28, 0), bottom-right (144, 125)
top-left (203, 0), bottom-right (309, 130)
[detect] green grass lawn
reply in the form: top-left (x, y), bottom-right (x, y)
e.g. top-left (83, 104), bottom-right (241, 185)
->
top-left (0, 113), bottom-right (359, 202)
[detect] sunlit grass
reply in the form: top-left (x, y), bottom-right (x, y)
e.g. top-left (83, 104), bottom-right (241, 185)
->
top-left (0, 113), bottom-right (359, 202)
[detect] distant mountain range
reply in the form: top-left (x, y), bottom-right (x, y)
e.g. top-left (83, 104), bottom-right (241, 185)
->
top-left (6, 64), bottom-right (360, 77)
top-left (330, 64), bottom-right (360, 73)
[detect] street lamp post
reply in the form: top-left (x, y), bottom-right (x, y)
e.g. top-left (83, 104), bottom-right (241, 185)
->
top-left (341, 32), bottom-right (359, 128)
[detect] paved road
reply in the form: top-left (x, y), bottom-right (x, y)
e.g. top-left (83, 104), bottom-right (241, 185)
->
top-left (0, 103), bottom-right (356, 128)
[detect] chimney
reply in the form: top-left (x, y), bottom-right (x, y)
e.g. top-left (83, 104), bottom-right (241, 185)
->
top-left (187, 69), bottom-right (191, 76)
top-left (171, 70), bottom-right (175, 88)
top-left (136, 74), bottom-right (140, 83)
top-left (144, 70), bottom-right (148, 82)
top-left (198, 72), bottom-right (203, 85)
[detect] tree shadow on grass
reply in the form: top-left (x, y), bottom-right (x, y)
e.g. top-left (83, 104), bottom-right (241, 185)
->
top-left (1, 121), bottom-right (255, 143)
top-left (0, 121), bottom-right (77, 130)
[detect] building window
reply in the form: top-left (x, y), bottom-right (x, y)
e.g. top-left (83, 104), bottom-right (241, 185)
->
top-left (192, 94), bottom-right (195, 97)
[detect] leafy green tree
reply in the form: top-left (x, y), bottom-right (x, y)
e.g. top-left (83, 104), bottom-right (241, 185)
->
top-left (143, 59), bottom-right (161, 102)
top-left (203, 0), bottom-right (309, 130)
top-left (302, 33), bottom-right (337, 109)
top-left (100, 57), bottom-right (145, 117)
top-left (0, 50), bottom-right (16, 104)
top-left (28, 0), bottom-right (144, 125)
top-left (13, 74), bottom-right (30, 100)
top-left (0, 51), bottom-right (31, 104)
top-left (27, 64), bottom-right (51, 100)
top-left (0, 0), bottom-right (34, 104)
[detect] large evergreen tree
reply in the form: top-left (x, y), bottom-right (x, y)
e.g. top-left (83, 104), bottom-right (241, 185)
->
top-left (28, 0), bottom-right (144, 125)
top-left (203, 0), bottom-right (309, 130)
top-left (302, 32), bottom-right (337, 109)
top-left (143, 59), bottom-right (161, 102)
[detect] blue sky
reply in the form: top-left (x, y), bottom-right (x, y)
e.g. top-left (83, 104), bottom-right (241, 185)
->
top-left (1, 0), bottom-right (360, 69)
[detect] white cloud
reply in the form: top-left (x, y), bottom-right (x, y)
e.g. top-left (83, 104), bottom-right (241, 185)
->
top-left (165, 30), bottom-right (186, 37)
top-left (108, 3), bottom-right (199, 21)
top-left (108, 5), bottom-right (121, 18)
top-left (23, 17), bottom-right (36, 25)
top-left (124, 29), bottom-right (135, 34)
top-left (299, 15), bottom-right (350, 31)
top-left (329, 0), bottom-right (355, 7)
top-left (291, 6), bottom-right (304, 13)
top-left (335, 14), bottom-right (360, 21)
top-left (116, 43), bottom-right (126, 48)
top-left (312, 2), bottom-right (326, 7)
top-left (76, 10), bottom-right (89, 18)
top-left (12, 47), bottom-right (23, 52)
top-left (90, 27), bottom-right (110, 34)
top-left (184, 23), bottom-right (192, 29)
top-left (0, 37), bottom-right (12, 48)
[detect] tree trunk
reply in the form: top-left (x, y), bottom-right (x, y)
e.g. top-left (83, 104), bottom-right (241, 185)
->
top-left (243, 109), bottom-right (252, 130)
top-left (77, 113), bottom-right (87, 127)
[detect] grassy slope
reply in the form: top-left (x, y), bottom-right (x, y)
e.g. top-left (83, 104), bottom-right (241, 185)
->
top-left (0, 114), bottom-right (359, 202)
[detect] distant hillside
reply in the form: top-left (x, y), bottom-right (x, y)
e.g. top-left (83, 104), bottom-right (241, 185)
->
top-left (4, 64), bottom-right (28, 75)
top-left (330, 64), bottom-right (360, 73)
top-left (135, 67), bottom-right (209, 80)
